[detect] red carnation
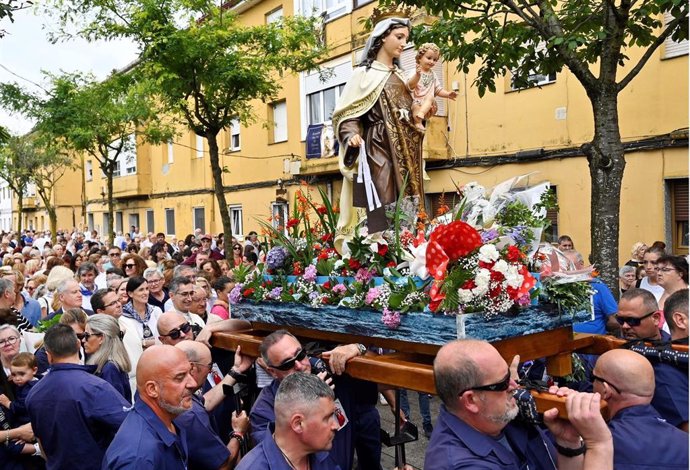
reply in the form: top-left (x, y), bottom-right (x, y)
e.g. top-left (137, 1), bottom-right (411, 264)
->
top-left (387, 261), bottom-right (397, 268)
top-left (242, 288), bottom-right (255, 297)
top-left (490, 270), bottom-right (505, 282)
top-left (286, 218), bottom-right (300, 229)
top-left (323, 281), bottom-right (331, 290)
top-left (377, 244), bottom-right (389, 256)
top-left (506, 245), bottom-right (522, 262)
top-left (318, 251), bottom-right (328, 261)
top-left (461, 279), bottom-right (476, 290)
top-left (321, 233), bottom-right (333, 243)
top-left (348, 259), bottom-right (361, 270)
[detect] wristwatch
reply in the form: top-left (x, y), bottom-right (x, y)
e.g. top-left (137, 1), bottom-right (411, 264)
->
top-left (554, 438), bottom-right (586, 457)
top-left (228, 368), bottom-right (248, 383)
top-left (356, 343), bottom-right (367, 356)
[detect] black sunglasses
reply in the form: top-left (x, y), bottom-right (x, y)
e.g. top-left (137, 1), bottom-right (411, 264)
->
top-left (269, 348), bottom-right (307, 371)
top-left (160, 322), bottom-right (192, 340)
top-left (615, 310), bottom-right (655, 327)
top-left (81, 332), bottom-right (104, 342)
top-left (459, 371), bottom-right (512, 396)
top-left (592, 373), bottom-right (622, 394)
top-left (124, 263), bottom-right (137, 269)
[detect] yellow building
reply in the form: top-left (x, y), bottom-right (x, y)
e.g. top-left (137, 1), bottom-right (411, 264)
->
top-left (75, 0), bottom-right (686, 263)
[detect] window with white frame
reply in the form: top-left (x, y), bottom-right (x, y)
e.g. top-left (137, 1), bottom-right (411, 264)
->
top-left (167, 140), bottom-right (174, 163)
top-left (302, 57), bottom-right (353, 137)
top-left (271, 101), bottom-right (288, 143)
top-left (266, 6), bottom-right (283, 23)
top-left (300, 0), bottom-right (349, 20)
top-left (272, 202), bottom-right (289, 234)
top-left (165, 208), bottom-right (176, 236)
top-left (115, 211), bottom-right (124, 233)
top-left (229, 205), bottom-right (243, 236)
top-left (111, 134), bottom-right (137, 177)
top-left (228, 119), bottom-right (241, 151)
top-left (509, 42), bottom-right (556, 91)
top-left (196, 135), bottom-right (204, 158)
top-left (663, 12), bottom-right (688, 59)
top-left (146, 209), bottom-right (154, 233)
top-left (86, 160), bottom-right (93, 181)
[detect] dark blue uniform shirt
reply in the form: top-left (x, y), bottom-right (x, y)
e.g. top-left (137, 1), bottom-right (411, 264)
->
top-left (609, 404), bottom-right (688, 469)
top-left (174, 393), bottom-right (230, 470)
top-left (651, 361), bottom-right (688, 427)
top-left (424, 405), bottom-right (557, 470)
top-left (98, 361), bottom-right (133, 403)
top-left (103, 398), bottom-right (189, 469)
top-left (26, 363), bottom-right (129, 470)
top-left (237, 423), bottom-right (341, 470)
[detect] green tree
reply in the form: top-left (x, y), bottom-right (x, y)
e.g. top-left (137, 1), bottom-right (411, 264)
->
top-left (0, 135), bottom-right (32, 235)
top-left (46, 0), bottom-right (327, 258)
top-left (385, 0), bottom-right (687, 292)
top-left (0, 0), bottom-right (31, 37)
top-left (0, 72), bottom-right (173, 242)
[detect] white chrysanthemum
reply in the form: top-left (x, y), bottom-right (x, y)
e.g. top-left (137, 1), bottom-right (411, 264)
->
top-left (505, 265), bottom-right (524, 289)
top-left (475, 268), bottom-right (491, 288)
top-left (458, 289), bottom-right (475, 303)
top-left (492, 259), bottom-right (509, 275)
top-left (478, 244), bottom-right (500, 263)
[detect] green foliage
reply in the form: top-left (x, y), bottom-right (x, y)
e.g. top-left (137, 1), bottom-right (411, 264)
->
top-left (540, 278), bottom-right (594, 315)
top-left (36, 313), bottom-right (62, 332)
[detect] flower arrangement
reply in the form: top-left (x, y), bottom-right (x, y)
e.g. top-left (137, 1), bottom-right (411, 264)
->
top-left (233, 176), bottom-right (592, 329)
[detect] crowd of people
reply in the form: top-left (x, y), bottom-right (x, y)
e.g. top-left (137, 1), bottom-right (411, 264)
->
top-left (0, 227), bottom-right (686, 469)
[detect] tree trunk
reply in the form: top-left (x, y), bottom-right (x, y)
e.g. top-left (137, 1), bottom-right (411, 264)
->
top-left (585, 89), bottom-right (625, 298)
top-left (107, 171), bottom-right (115, 244)
top-left (47, 206), bottom-right (58, 246)
top-left (16, 194), bottom-right (23, 237)
top-left (206, 130), bottom-right (233, 261)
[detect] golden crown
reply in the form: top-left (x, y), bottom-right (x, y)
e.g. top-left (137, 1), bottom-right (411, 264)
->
top-left (359, 5), bottom-right (416, 32)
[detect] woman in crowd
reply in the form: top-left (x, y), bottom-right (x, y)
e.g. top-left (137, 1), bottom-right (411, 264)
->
top-left (138, 246), bottom-right (152, 261)
top-left (143, 267), bottom-right (169, 311)
top-left (619, 265), bottom-right (637, 295)
top-left (195, 275), bottom-right (216, 312)
top-left (231, 243), bottom-right (244, 267)
top-left (625, 242), bottom-right (647, 268)
top-left (0, 324), bottom-right (22, 382)
top-left (114, 278), bottom-right (130, 305)
top-left (657, 255), bottom-right (689, 310)
top-left (69, 252), bottom-right (84, 272)
top-left (210, 276), bottom-right (235, 322)
top-left (120, 276), bottom-right (162, 350)
top-left (83, 314), bottom-right (132, 402)
top-left (122, 253), bottom-right (147, 278)
top-left (218, 259), bottom-right (231, 276)
top-left (200, 259), bottom-right (222, 284)
top-left (638, 246), bottom-right (665, 302)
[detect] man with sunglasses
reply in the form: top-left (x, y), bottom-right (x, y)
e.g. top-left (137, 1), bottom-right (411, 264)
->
top-left (250, 330), bottom-right (380, 470)
top-left (166, 277), bottom-right (206, 335)
top-left (616, 288), bottom-right (669, 342)
top-left (427, 339), bottom-right (569, 470)
top-left (158, 311), bottom-right (196, 345)
top-left (553, 349), bottom-right (688, 469)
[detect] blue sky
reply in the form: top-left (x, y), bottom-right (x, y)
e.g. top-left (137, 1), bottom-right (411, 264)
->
top-left (0, 7), bottom-right (139, 134)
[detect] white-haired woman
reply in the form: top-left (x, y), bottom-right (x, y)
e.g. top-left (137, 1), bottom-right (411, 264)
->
top-left (83, 314), bottom-right (132, 402)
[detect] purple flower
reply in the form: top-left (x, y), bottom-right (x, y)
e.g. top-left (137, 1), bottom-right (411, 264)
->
top-left (266, 246), bottom-right (289, 270)
top-left (481, 229), bottom-right (499, 243)
top-left (355, 267), bottom-right (374, 283)
top-left (517, 293), bottom-right (531, 306)
top-left (381, 308), bottom-right (401, 329)
top-left (303, 264), bottom-right (318, 282)
top-left (332, 283), bottom-right (346, 294)
top-left (365, 287), bottom-right (380, 305)
top-left (267, 287), bottom-right (283, 300)
top-left (308, 291), bottom-right (319, 301)
top-left (229, 284), bottom-right (244, 304)
top-left (507, 225), bottom-right (530, 246)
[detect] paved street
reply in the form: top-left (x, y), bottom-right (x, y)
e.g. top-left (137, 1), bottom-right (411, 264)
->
top-left (376, 393), bottom-right (441, 470)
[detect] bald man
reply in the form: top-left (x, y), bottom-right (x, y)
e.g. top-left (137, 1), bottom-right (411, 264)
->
top-left (103, 345), bottom-right (197, 469)
top-left (570, 349), bottom-right (688, 469)
top-left (174, 341), bottom-right (249, 470)
top-left (157, 311), bottom-right (195, 345)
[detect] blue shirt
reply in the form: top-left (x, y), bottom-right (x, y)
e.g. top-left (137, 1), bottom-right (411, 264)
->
top-left (609, 404), bottom-right (688, 469)
top-left (573, 279), bottom-right (618, 334)
top-left (20, 292), bottom-right (42, 327)
top-left (6, 379), bottom-right (37, 426)
top-left (237, 423), bottom-right (341, 470)
top-left (103, 398), bottom-right (189, 470)
top-left (174, 394), bottom-right (230, 470)
top-left (424, 405), bottom-right (557, 470)
top-left (26, 363), bottom-right (130, 470)
top-left (651, 362), bottom-right (688, 427)
top-left (98, 361), bottom-right (133, 403)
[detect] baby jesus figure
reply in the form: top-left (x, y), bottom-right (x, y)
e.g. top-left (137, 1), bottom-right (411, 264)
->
top-left (407, 43), bottom-right (458, 131)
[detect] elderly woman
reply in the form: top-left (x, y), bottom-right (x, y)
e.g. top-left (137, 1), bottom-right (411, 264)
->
top-left (83, 314), bottom-right (132, 402)
top-left (619, 265), bottom-right (637, 295)
top-left (120, 276), bottom-right (162, 350)
top-left (143, 267), bottom-right (168, 312)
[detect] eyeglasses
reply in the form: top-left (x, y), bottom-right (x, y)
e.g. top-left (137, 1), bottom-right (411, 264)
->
top-left (81, 332), bottom-right (104, 342)
top-left (103, 299), bottom-right (121, 308)
top-left (615, 310), bottom-right (655, 327)
top-left (160, 322), bottom-right (192, 340)
top-left (147, 278), bottom-right (162, 284)
top-left (657, 267), bottom-right (676, 273)
top-left (592, 373), bottom-right (622, 394)
top-left (0, 336), bottom-right (19, 347)
top-left (269, 348), bottom-right (308, 371)
top-left (233, 247), bottom-right (242, 250)
top-left (459, 371), bottom-right (512, 396)
top-left (175, 290), bottom-right (194, 298)
top-left (108, 252), bottom-right (120, 257)
top-left (124, 263), bottom-right (137, 269)
top-left (191, 361), bottom-right (213, 371)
